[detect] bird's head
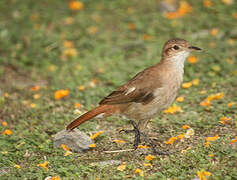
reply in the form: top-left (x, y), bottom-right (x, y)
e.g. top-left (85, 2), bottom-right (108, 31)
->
top-left (162, 38), bottom-right (201, 62)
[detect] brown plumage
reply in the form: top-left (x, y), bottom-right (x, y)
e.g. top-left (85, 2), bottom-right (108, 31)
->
top-left (66, 38), bottom-right (201, 151)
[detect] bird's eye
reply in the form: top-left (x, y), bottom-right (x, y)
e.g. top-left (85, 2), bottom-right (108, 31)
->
top-left (173, 45), bottom-right (179, 50)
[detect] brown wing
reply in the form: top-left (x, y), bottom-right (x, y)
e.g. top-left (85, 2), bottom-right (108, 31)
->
top-left (99, 66), bottom-right (162, 105)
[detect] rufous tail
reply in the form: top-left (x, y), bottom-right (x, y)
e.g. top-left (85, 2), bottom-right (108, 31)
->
top-left (66, 105), bottom-right (115, 131)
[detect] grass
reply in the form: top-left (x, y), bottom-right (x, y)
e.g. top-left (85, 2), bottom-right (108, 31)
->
top-left (0, 0), bottom-right (237, 179)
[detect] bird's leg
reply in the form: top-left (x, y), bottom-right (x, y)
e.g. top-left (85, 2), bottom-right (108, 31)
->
top-left (140, 132), bottom-right (170, 155)
top-left (119, 120), bottom-right (141, 149)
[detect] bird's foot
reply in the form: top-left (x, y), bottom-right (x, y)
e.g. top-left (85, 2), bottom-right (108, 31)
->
top-left (140, 132), bottom-right (170, 155)
top-left (119, 121), bottom-right (170, 155)
top-left (119, 120), bottom-right (141, 149)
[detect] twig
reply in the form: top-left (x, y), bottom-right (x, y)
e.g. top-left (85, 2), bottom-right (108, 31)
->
top-left (103, 149), bottom-right (134, 153)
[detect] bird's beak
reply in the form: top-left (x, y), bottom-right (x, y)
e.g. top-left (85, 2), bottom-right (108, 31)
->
top-left (188, 46), bottom-right (202, 51)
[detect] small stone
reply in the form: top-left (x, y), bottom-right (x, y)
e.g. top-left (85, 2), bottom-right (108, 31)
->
top-left (53, 129), bottom-right (93, 153)
top-left (90, 160), bottom-right (122, 167)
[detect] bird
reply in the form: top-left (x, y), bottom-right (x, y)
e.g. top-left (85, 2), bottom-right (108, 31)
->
top-left (66, 38), bottom-right (201, 154)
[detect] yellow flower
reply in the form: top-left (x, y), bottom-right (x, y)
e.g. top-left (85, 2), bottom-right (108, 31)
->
top-left (30, 85), bottom-right (40, 91)
top-left (176, 96), bottom-right (184, 102)
top-left (165, 1), bottom-right (193, 19)
top-left (222, 0), bottom-right (234, 5)
top-left (197, 170), bottom-right (211, 180)
top-left (87, 26), bottom-right (98, 35)
top-left (1, 151), bottom-right (8, 154)
top-left (61, 48), bottom-right (78, 58)
top-left (51, 176), bottom-right (61, 180)
top-left (227, 101), bottom-right (235, 107)
top-left (54, 89), bottom-right (69, 100)
top-left (208, 154), bottom-right (214, 157)
top-left (230, 137), bottom-right (237, 144)
top-left (128, 23), bottom-right (136, 30)
top-left (165, 137), bottom-right (178, 144)
top-left (179, 1), bottom-right (193, 14)
top-left (192, 78), bottom-right (200, 86)
top-left (113, 139), bottom-right (125, 144)
top-left (143, 163), bottom-right (152, 167)
top-left (226, 58), bottom-right (233, 64)
top-left (63, 41), bottom-right (74, 48)
top-left (210, 28), bottom-right (218, 36)
top-left (61, 144), bottom-right (70, 151)
top-left (90, 131), bottom-right (103, 140)
top-left (200, 100), bottom-right (211, 107)
top-left (220, 116), bottom-right (231, 124)
top-left (145, 154), bottom-right (156, 161)
top-left (135, 168), bottom-right (144, 177)
top-left (177, 134), bottom-right (185, 139)
top-left (212, 65), bottom-right (221, 72)
top-left (2, 129), bottom-right (13, 135)
top-left (33, 94), bottom-right (41, 99)
top-left (206, 92), bottom-right (224, 101)
top-left (209, 42), bottom-right (216, 48)
top-left (1, 121), bottom-right (7, 126)
top-left (163, 104), bottom-right (182, 114)
top-left (4, 93), bottom-right (9, 98)
top-left (89, 143), bottom-right (96, 148)
top-left (37, 161), bottom-right (49, 171)
top-left (143, 34), bottom-right (152, 40)
top-left (206, 134), bottom-right (219, 142)
top-left (233, 70), bottom-right (237, 75)
top-left (182, 82), bottom-right (192, 88)
top-left (78, 85), bottom-right (85, 91)
top-left (203, 0), bottom-right (212, 7)
top-left (187, 55), bottom-right (198, 64)
top-left (137, 145), bottom-right (149, 149)
top-left (48, 65), bottom-right (56, 72)
top-left (117, 162), bottom-right (126, 171)
top-left (200, 92), bottom-right (224, 107)
top-left (233, 12), bottom-right (237, 19)
top-left (14, 164), bottom-right (21, 169)
top-left (182, 125), bottom-right (190, 130)
top-left (64, 151), bottom-right (73, 156)
top-left (227, 38), bottom-right (234, 45)
top-left (74, 103), bottom-right (81, 109)
top-left (30, 103), bottom-right (37, 108)
top-left (69, 1), bottom-right (84, 10)
top-left (64, 17), bottom-right (74, 25)
top-left (199, 90), bottom-right (207, 95)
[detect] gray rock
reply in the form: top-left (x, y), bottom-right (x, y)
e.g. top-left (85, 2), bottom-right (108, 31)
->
top-left (90, 160), bottom-right (122, 167)
top-left (53, 129), bottom-right (93, 153)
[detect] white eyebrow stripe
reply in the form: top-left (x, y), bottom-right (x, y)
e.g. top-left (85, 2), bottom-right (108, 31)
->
top-left (125, 87), bottom-right (136, 95)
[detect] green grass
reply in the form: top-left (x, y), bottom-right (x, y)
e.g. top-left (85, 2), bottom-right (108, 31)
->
top-left (0, 0), bottom-right (237, 179)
